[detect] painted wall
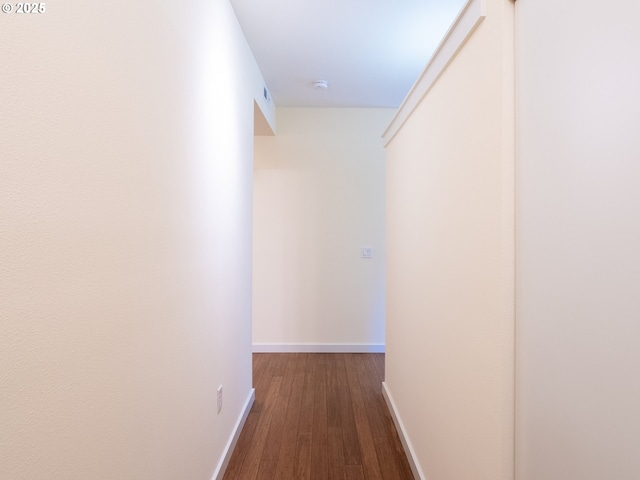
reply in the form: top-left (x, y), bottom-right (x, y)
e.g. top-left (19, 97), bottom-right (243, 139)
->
top-left (253, 108), bottom-right (393, 350)
top-left (383, 0), bottom-right (515, 478)
top-left (0, 1), bottom-right (269, 479)
top-left (515, 0), bottom-right (640, 478)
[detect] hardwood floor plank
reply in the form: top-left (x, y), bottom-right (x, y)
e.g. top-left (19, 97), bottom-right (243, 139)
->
top-left (222, 410), bottom-right (260, 480)
top-left (252, 353), bottom-right (276, 414)
top-left (344, 465), bottom-right (365, 480)
top-left (368, 356), bottom-right (414, 479)
top-left (295, 434), bottom-right (312, 480)
top-left (335, 354), bottom-right (362, 466)
top-left (345, 354), bottom-right (383, 480)
top-left (356, 354), bottom-right (387, 439)
top-left (328, 463), bottom-right (346, 480)
top-left (383, 421), bottom-right (415, 480)
top-left (255, 461), bottom-right (277, 480)
top-left (326, 353), bottom-right (342, 428)
top-left (327, 426), bottom-right (347, 480)
top-left (262, 354), bottom-right (297, 462)
top-left (327, 426), bottom-right (345, 466)
top-left (271, 351), bottom-right (289, 377)
top-left (252, 353), bottom-right (268, 384)
top-left (373, 435), bottom-right (401, 480)
top-left (224, 353), bottom-right (414, 480)
top-left (311, 355), bottom-right (329, 480)
top-left (371, 353), bottom-right (385, 382)
top-left (235, 376), bottom-right (282, 479)
top-left (298, 354), bottom-right (317, 437)
top-left (274, 355), bottom-right (307, 480)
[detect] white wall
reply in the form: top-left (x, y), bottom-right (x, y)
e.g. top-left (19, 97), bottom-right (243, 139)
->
top-left (253, 108), bottom-right (393, 351)
top-left (0, 1), bottom-right (268, 479)
top-left (383, 0), bottom-right (515, 478)
top-left (515, 1), bottom-right (640, 478)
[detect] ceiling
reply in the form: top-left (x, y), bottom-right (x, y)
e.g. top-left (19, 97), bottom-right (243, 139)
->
top-left (230, 0), bottom-right (466, 108)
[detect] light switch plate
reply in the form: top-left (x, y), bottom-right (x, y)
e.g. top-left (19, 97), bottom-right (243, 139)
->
top-left (361, 247), bottom-right (373, 258)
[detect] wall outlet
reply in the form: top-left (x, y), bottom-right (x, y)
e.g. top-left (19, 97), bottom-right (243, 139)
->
top-left (217, 385), bottom-right (223, 414)
top-left (361, 247), bottom-right (373, 259)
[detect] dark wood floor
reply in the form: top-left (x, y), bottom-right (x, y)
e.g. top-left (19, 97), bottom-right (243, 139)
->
top-left (223, 353), bottom-right (414, 480)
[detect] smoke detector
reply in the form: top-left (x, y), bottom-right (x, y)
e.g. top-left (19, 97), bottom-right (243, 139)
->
top-left (313, 80), bottom-right (329, 90)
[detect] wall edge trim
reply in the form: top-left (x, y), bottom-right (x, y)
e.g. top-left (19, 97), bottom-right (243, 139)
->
top-left (381, 382), bottom-right (425, 480)
top-left (252, 343), bottom-right (385, 353)
top-left (382, 0), bottom-right (487, 147)
top-left (212, 388), bottom-right (256, 480)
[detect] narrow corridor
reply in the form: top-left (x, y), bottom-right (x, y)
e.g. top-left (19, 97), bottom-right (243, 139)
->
top-left (224, 353), bottom-right (413, 479)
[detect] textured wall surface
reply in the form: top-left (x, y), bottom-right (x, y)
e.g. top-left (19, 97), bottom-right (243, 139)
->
top-left (0, 1), bottom-right (265, 478)
top-left (384, 0), bottom-right (515, 478)
top-left (253, 108), bottom-right (393, 348)
top-left (516, 0), bottom-right (640, 478)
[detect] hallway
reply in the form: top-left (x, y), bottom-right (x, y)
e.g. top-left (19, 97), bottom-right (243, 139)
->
top-left (223, 354), bottom-right (413, 479)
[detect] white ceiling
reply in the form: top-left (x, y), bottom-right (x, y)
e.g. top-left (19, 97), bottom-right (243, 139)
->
top-left (230, 0), bottom-right (467, 108)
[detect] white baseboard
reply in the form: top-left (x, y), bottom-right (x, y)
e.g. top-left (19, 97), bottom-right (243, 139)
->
top-left (381, 382), bottom-right (424, 480)
top-left (252, 343), bottom-right (385, 353)
top-left (211, 388), bottom-right (255, 480)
